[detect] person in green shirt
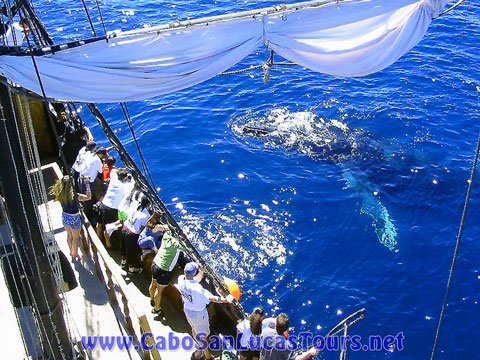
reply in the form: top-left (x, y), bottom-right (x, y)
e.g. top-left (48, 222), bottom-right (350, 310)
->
top-left (149, 229), bottom-right (185, 314)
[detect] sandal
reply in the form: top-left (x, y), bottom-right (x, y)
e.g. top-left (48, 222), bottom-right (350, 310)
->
top-left (151, 308), bottom-right (162, 314)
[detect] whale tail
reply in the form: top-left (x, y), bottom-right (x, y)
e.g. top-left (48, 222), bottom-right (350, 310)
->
top-left (343, 169), bottom-right (398, 250)
top-left (361, 195), bottom-right (398, 251)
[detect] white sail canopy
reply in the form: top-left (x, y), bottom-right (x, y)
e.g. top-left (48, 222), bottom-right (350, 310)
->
top-left (0, 0), bottom-right (450, 103)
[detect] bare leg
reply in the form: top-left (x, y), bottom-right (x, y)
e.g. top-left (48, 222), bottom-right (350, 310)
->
top-left (202, 335), bottom-right (212, 360)
top-left (103, 220), bottom-right (120, 248)
top-left (65, 227), bottom-right (73, 255)
top-left (239, 356), bottom-right (247, 360)
top-left (149, 279), bottom-right (157, 303)
top-left (154, 284), bottom-right (166, 311)
top-left (103, 224), bottom-right (112, 248)
top-left (96, 222), bottom-right (104, 242)
top-left (71, 228), bottom-right (81, 259)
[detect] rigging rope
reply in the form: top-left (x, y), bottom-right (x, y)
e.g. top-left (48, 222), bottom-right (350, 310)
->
top-left (8, 88), bottom-right (70, 360)
top-left (120, 102), bottom-right (157, 189)
top-left (87, 103), bottom-right (247, 320)
top-left (21, 95), bottom-right (65, 293)
top-left (12, 7), bottom-right (77, 357)
top-left (218, 62), bottom-right (297, 76)
top-left (0, 197), bottom-right (35, 356)
top-left (433, 0), bottom-right (468, 18)
top-left (94, 0), bottom-right (107, 38)
top-left (429, 126), bottom-right (480, 359)
top-left (79, 0), bottom-right (97, 37)
top-left (0, 88), bottom-right (60, 359)
top-left (19, 8), bottom-right (68, 171)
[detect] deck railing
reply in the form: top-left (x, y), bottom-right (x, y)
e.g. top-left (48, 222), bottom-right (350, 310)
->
top-left (82, 217), bottom-right (161, 360)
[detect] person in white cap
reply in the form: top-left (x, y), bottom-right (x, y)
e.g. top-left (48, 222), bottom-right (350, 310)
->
top-left (175, 262), bottom-right (233, 360)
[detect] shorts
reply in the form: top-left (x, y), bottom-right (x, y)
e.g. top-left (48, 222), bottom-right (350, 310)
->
top-left (62, 212), bottom-right (82, 230)
top-left (238, 349), bottom-right (261, 359)
top-left (99, 203), bottom-right (118, 225)
top-left (118, 210), bottom-right (128, 222)
top-left (151, 263), bottom-right (172, 286)
top-left (184, 307), bottom-right (210, 337)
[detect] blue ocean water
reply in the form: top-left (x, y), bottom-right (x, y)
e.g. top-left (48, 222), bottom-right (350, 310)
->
top-left (36, 1), bottom-right (480, 359)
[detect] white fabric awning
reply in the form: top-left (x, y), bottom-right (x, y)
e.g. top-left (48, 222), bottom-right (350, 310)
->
top-left (0, 0), bottom-right (450, 103)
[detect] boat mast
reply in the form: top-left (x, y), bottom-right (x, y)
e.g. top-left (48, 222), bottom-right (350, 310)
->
top-left (0, 82), bottom-right (72, 359)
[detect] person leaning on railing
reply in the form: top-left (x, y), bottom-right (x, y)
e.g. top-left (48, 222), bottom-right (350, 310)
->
top-left (175, 262), bottom-right (234, 360)
top-left (260, 314), bottom-right (319, 360)
top-left (237, 306), bottom-right (265, 360)
top-left (121, 194), bottom-right (151, 274)
top-left (149, 228), bottom-right (189, 316)
top-left (137, 213), bottom-right (167, 260)
top-left (98, 168), bottom-right (134, 247)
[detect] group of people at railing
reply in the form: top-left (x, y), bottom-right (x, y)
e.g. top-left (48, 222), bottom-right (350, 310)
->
top-left (51, 123), bottom-right (319, 360)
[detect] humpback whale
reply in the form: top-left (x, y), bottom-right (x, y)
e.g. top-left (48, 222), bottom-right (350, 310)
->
top-left (229, 107), bottom-right (399, 251)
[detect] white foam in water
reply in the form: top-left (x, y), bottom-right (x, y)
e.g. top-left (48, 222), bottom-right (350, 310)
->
top-left (222, 235), bottom-right (240, 252)
top-left (179, 204), bottom-right (290, 282)
top-left (175, 202), bottom-right (184, 210)
top-left (230, 107), bottom-right (399, 251)
top-left (260, 204), bottom-right (271, 212)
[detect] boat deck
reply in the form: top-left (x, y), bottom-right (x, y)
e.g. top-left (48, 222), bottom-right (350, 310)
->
top-left (41, 199), bottom-right (193, 360)
top-left (0, 162), bottom-right (195, 360)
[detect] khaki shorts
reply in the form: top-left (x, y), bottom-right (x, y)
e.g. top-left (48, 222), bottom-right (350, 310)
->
top-left (184, 307), bottom-right (210, 337)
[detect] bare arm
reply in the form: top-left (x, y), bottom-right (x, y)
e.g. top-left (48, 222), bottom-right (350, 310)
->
top-left (210, 296), bottom-right (230, 304)
top-left (193, 268), bottom-right (205, 282)
top-left (84, 126), bottom-right (94, 142)
top-left (295, 348), bottom-right (319, 360)
top-left (77, 180), bottom-right (91, 202)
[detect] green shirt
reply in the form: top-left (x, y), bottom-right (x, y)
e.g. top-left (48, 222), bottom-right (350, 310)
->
top-left (153, 231), bottom-right (183, 271)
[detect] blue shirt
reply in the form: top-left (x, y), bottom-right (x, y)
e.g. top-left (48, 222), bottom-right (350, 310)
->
top-left (137, 228), bottom-right (163, 249)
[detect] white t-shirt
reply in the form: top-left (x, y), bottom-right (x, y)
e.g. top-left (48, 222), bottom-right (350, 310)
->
top-left (124, 207), bottom-right (150, 234)
top-left (117, 183), bottom-right (136, 212)
top-left (72, 146), bottom-right (88, 173)
top-left (5, 23), bottom-right (25, 46)
top-left (80, 152), bottom-right (103, 181)
top-left (102, 171), bottom-right (134, 209)
top-left (175, 275), bottom-right (214, 312)
top-left (237, 319), bottom-right (254, 349)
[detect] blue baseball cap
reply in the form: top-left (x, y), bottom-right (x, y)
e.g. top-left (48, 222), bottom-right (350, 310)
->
top-left (184, 262), bottom-right (199, 276)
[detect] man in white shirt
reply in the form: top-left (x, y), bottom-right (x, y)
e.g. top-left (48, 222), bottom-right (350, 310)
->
top-left (4, 18), bottom-right (30, 46)
top-left (79, 146), bottom-right (108, 225)
top-left (81, 147), bottom-right (107, 184)
top-left (175, 262), bottom-right (233, 360)
top-left (72, 141), bottom-right (96, 184)
top-left (98, 168), bottom-right (134, 246)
